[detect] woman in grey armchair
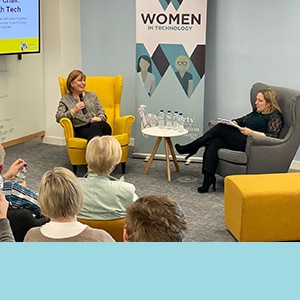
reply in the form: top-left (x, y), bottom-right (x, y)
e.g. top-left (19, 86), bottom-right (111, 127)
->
top-left (175, 88), bottom-right (283, 193)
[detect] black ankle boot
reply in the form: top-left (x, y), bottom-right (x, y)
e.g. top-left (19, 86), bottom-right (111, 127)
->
top-left (197, 172), bottom-right (216, 193)
top-left (175, 140), bottom-right (201, 159)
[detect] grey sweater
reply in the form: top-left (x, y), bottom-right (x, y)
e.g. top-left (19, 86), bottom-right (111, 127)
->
top-left (24, 226), bottom-right (116, 242)
top-left (0, 218), bottom-right (15, 242)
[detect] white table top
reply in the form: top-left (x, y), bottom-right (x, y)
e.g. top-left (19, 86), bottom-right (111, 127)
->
top-left (142, 126), bottom-right (188, 138)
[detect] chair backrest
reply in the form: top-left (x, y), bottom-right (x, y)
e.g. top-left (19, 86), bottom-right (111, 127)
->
top-left (58, 75), bottom-right (123, 133)
top-left (77, 217), bottom-right (125, 242)
top-left (250, 82), bottom-right (300, 139)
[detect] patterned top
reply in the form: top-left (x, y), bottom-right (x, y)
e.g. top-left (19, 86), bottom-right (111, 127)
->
top-left (233, 110), bottom-right (283, 138)
top-left (55, 91), bottom-right (107, 128)
top-left (2, 180), bottom-right (41, 217)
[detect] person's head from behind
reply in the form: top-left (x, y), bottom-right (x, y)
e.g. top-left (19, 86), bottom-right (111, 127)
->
top-left (0, 144), bottom-right (5, 173)
top-left (38, 167), bottom-right (83, 220)
top-left (66, 69), bottom-right (86, 93)
top-left (123, 195), bottom-right (187, 242)
top-left (86, 136), bottom-right (122, 176)
top-left (256, 88), bottom-right (281, 114)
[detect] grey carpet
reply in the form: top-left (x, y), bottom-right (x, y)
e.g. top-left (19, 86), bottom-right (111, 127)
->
top-left (3, 138), bottom-right (236, 242)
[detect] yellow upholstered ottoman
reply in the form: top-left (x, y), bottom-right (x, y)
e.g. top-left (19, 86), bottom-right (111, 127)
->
top-left (224, 173), bottom-right (300, 242)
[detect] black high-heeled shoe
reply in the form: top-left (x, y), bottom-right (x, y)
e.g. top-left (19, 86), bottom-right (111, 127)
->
top-left (175, 141), bottom-right (200, 159)
top-left (197, 173), bottom-right (216, 193)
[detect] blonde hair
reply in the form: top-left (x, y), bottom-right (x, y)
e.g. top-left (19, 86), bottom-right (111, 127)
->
top-left (86, 136), bottom-right (122, 175)
top-left (66, 69), bottom-right (86, 93)
top-left (175, 55), bottom-right (190, 70)
top-left (38, 167), bottom-right (83, 219)
top-left (258, 88), bottom-right (282, 113)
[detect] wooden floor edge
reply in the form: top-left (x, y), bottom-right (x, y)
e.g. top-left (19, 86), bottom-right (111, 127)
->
top-left (2, 131), bottom-right (45, 148)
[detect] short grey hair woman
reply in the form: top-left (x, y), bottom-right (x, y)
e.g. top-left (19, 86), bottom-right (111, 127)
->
top-left (78, 136), bottom-right (138, 220)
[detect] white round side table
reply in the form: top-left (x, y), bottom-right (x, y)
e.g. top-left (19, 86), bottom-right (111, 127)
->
top-left (141, 126), bottom-right (188, 181)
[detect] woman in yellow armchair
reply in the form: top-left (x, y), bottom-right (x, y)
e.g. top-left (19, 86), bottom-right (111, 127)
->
top-left (55, 69), bottom-right (112, 141)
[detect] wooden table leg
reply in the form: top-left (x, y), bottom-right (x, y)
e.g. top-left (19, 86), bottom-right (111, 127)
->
top-left (164, 138), bottom-right (171, 181)
top-left (166, 137), bottom-right (180, 172)
top-left (144, 137), bottom-right (162, 174)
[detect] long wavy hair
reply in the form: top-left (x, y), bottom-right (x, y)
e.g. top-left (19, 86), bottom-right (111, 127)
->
top-left (258, 88), bottom-right (282, 113)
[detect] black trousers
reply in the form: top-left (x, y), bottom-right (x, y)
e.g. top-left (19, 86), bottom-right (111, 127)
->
top-left (7, 209), bottom-right (50, 242)
top-left (199, 124), bottom-right (247, 174)
top-left (74, 121), bottom-right (112, 142)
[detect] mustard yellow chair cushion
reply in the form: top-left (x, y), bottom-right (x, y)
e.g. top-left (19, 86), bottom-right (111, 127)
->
top-left (77, 217), bottom-right (125, 242)
top-left (58, 75), bottom-right (135, 174)
top-left (224, 173), bottom-right (300, 242)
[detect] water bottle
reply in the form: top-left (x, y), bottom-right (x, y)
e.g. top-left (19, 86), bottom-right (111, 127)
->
top-left (172, 111), bottom-right (178, 130)
top-left (166, 110), bottom-right (172, 129)
top-left (16, 164), bottom-right (28, 181)
top-left (158, 109), bottom-right (165, 129)
top-left (178, 112), bottom-right (184, 132)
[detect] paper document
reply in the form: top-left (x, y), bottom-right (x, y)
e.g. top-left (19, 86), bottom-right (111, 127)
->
top-left (217, 118), bottom-right (242, 129)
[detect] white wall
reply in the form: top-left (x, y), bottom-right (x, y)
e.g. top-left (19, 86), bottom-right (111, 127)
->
top-left (42, 0), bottom-right (81, 145)
top-left (0, 35), bottom-right (44, 143)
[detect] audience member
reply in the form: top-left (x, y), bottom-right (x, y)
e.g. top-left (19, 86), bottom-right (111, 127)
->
top-left (0, 143), bottom-right (41, 216)
top-left (123, 195), bottom-right (187, 242)
top-left (77, 136), bottom-right (138, 220)
top-left (55, 69), bottom-right (112, 142)
top-left (24, 167), bottom-right (115, 242)
top-left (0, 194), bottom-right (15, 242)
top-left (1, 144), bottom-right (49, 241)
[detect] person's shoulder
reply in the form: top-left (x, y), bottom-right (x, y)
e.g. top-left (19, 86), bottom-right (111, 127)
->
top-left (61, 93), bottom-right (72, 100)
top-left (24, 226), bottom-right (41, 241)
top-left (83, 226), bottom-right (116, 242)
top-left (271, 110), bottom-right (283, 118)
top-left (85, 91), bottom-right (97, 97)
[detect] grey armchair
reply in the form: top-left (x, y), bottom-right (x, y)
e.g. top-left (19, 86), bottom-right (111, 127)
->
top-left (215, 82), bottom-right (300, 177)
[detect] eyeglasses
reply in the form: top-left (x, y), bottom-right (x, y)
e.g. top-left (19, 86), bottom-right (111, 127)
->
top-left (177, 61), bottom-right (188, 66)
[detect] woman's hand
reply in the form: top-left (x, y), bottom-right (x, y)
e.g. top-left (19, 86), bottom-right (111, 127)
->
top-left (3, 159), bottom-right (25, 181)
top-left (71, 102), bottom-right (86, 115)
top-left (239, 127), bottom-right (266, 137)
top-left (91, 116), bottom-right (102, 123)
top-left (239, 127), bottom-right (254, 136)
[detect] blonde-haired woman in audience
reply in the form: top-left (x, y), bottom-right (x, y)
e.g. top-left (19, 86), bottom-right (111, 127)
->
top-left (24, 167), bottom-right (115, 242)
top-left (77, 136), bottom-right (138, 220)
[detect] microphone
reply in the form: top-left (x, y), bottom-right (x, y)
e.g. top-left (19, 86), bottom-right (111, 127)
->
top-left (79, 94), bottom-right (87, 114)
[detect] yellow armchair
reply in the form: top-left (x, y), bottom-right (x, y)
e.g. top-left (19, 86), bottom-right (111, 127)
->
top-left (77, 217), bottom-right (125, 242)
top-left (58, 75), bottom-right (135, 174)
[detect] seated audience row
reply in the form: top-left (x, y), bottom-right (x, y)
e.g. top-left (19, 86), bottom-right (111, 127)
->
top-left (0, 169), bottom-right (186, 241)
top-left (0, 136), bottom-right (187, 242)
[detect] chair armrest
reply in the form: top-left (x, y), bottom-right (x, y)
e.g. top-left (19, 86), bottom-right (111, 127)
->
top-left (115, 115), bottom-right (135, 135)
top-left (245, 134), bottom-right (284, 152)
top-left (59, 117), bottom-right (75, 140)
top-left (245, 134), bottom-right (292, 173)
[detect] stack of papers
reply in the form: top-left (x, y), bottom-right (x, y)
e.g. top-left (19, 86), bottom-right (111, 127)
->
top-left (217, 118), bottom-right (242, 129)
